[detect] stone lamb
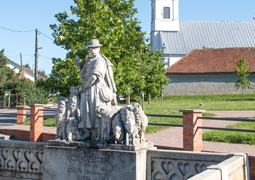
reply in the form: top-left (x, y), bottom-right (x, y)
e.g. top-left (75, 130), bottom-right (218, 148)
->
top-left (120, 105), bottom-right (138, 145)
top-left (55, 96), bottom-right (68, 140)
top-left (96, 104), bottom-right (122, 142)
top-left (132, 103), bottom-right (148, 143)
top-left (111, 113), bottom-right (124, 144)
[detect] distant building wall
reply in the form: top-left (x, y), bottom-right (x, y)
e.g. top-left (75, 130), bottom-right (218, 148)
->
top-left (162, 54), bottom-right (185, 67)
top-left (163, 73), bottom-right (255, 95)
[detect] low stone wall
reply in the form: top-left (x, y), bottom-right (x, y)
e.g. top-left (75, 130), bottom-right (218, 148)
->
top-left (147, 149), bottom-right (233, 180)
top-left (0, 140), bottom-right (252, 180)
top-left (0, 140), bottom-right (46, 180)
top-left (189, 153), bottom-right (249, 180)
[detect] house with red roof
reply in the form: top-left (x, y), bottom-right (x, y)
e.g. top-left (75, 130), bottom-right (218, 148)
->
top-left (163, 47), bottom-right (255, 95)
top-left (6, 60), bottom-right (47, 82)
top-left (151, 0), bottom-right (255, 67)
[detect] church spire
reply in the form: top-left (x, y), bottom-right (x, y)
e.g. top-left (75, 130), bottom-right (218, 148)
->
top-left (151, 0), bottom-right (180, 33)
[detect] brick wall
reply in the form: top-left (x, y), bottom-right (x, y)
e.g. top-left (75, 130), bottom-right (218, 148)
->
top-left (42, 133), bottom-right (56, 142)
top-left (0, 129), bottom-right (55, 143)
top-left (0, 129), bottom-right (30, 141)
top-left (249, 156), bottom-right (255, 180)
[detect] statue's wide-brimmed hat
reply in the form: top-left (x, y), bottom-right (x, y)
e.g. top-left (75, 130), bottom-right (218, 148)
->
top-left (87, 39), bottom-right (102, 48)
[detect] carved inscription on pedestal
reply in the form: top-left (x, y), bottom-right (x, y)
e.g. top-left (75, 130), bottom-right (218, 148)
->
top-left (43, 147), bottom-right (143, 180)
top-left (65, 153), bottom-right (111, 179)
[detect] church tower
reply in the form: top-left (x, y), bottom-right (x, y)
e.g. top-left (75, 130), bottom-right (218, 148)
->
top-left (150, 0), bottom-right (180, 52)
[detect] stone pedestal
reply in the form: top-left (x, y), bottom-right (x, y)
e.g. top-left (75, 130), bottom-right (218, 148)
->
top-left (43, 143), bottom-right (148, 180)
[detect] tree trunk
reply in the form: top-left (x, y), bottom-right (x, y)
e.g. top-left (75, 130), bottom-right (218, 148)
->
top-left (242, 88), bottom-right (244, 101)
top-left (148, 93), bottom-right (151, 104)
top-left (161, 93), bottom-right (163, 106)
top-left (126, 94), bottom-right (130, 105)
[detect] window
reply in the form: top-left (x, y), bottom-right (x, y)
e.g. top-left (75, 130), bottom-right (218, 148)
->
top-left (163, 7), bottom-right (170, 19)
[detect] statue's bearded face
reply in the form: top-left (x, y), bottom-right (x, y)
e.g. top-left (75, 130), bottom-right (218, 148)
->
top-left (90, 47), bottom-right (100, 57)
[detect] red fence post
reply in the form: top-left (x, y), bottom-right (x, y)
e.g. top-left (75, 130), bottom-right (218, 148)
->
top-left (16, 105), bottom-right (27, 124)
top-left (30, 104), bottom-right (44, 142)
top-left (180, 109), bottom-right (205, 152)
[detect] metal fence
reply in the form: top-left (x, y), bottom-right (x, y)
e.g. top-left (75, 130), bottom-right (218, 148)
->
top-left (0, 107), bottom-right (254, 134)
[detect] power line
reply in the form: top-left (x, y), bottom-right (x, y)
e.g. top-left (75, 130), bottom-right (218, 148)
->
top-left (39, 54), bottom-right (53, 60)
top-left (38, 31), bottom-right (54, 41)
top-left (14, 54), bottom-right (20, 61)
top-left (0, 26), bottom-right (54, 41)
top-left (0, 45), bottom-right (18, 55)
top-left (0, 26), bottom-right (35, 33)
top-left (22, 54), bottom-right (34, 56)
top-left (24, 55), bottom-right (34, 64)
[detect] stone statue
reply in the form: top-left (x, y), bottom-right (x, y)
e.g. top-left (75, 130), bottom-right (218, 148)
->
top-left (55, 96), bottom-right (68, 140)
top-left (75, 39), bottom-right (117, 140)
top-left (53, 39), bottom-right (152, 150)
top-left (65, 87), bottom-right (90, 142)
top-left (95, 103), bottom-right (149, 146)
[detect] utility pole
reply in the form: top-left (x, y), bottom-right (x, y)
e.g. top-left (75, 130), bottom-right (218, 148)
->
top-left (20, 52), bottom-right (24, 78)
top-left (34, 29), bottom-right (42, 82)
top-left (35, 28), bottom-right (38, 82)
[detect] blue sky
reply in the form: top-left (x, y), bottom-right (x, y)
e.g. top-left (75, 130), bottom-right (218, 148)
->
top-left (0, 0), bottom-right (254, 75)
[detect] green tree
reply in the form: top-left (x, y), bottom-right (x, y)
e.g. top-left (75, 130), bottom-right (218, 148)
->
top-left (37, 69), bottom-right (48, 78)
top-left (0, 49), bottom-right (48, 104)
top-left (24, 63), bottom-right (31, 69)
top-left (0, 49), bottom-right (19, 94)
top-left (40, 58), bottom-right (81, 97)
top-left (233, 56), bottom-right (254, 101)
top-left (133, 47), bottom-right (170, 103)
top-left (15, 78), bottom-right (48, 104)
top-left (48, 0), bottom-right (147, 97)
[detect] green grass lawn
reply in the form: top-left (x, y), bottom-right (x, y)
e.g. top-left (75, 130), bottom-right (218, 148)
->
top-left (203, 122), bottom-right (255, 145)
top-left (21, 118), bottom-right (55, 127)
top-left (144, 94), bottom-right (255, 133)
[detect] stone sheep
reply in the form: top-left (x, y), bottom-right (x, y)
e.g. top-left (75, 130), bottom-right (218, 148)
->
top-left (120, 105), bottom-right (138, 145)
top-left (132, 103), bottom-right (148, 143)
top-left (96, 104), bottom-right (122, 142)
top-left (111, 113), bottom-right (124, 144)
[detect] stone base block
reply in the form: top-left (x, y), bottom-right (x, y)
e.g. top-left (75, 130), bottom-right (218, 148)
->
top-left (47, 139), bottom-right (154, 151)
top-left (43, 145), bottom-right (147, 180)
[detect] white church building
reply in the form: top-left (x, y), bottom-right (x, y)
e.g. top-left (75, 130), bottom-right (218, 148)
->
top-left (150, 0), bottom-right (255, 67)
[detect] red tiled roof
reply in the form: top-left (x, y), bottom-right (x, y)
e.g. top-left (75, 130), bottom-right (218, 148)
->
top-left (9, 60), bottom-right (47, 81)
top-left (166, 47), bottom-right (255, 73)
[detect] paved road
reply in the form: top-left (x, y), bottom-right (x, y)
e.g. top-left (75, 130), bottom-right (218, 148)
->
top-left (0, 105), bottom-right (57, 129)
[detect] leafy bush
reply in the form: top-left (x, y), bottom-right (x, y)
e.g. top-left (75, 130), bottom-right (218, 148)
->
top-left (15, 78), bottom-right (48, 104)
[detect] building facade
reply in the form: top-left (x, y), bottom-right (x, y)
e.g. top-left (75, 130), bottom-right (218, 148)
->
top-left (163, 48), bottom-right (255, 95)
top-left (151, 0), bottom-right (255, 67)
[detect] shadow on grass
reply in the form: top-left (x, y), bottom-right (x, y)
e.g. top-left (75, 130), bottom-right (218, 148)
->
top-left (226, 98), bottom-right (255, 101)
